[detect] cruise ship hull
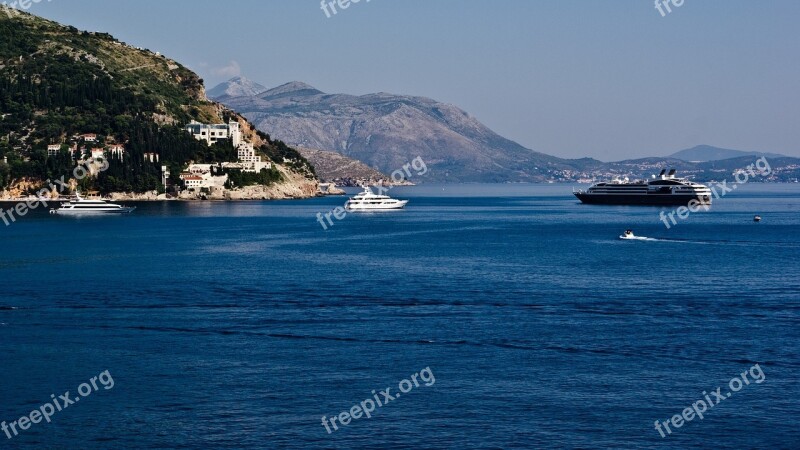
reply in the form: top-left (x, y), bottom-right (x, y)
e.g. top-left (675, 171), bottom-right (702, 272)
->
top-left (574, 193), bottom-right (710, 206)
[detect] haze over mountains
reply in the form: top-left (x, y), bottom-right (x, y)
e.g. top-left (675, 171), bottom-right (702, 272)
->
top-left (667, 145), bottom-right (786, 162)
top-left (210, 77), bottom-right (799, 183)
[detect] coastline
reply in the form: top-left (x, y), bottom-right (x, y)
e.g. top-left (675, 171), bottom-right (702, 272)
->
top-left (3, 181), bottom-right (796, 204)
top-left (0, 166), bottom-right (324, 203)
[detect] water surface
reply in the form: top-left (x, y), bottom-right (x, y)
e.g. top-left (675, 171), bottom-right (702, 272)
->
top-left (1, 184), bottom-right (798, 448)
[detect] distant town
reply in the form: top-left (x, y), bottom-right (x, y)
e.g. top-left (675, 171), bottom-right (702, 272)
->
top-left (34, 128), bottom-right (800, 188)
top-left (37, 120), bottom-right (275, 194)
top-left (545, 161), bottom-right (800, 184)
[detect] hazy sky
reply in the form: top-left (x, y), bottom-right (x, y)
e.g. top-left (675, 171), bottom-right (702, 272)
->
top-left (27, 0), bottom-right (800, 160)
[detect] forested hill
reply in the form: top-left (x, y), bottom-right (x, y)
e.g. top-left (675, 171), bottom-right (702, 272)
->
top-left (0, 8), bottom-right (315, 195)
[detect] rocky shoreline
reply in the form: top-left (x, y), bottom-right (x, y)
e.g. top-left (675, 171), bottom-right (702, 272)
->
top-left (0, 187), bottom-right (340, 202)
top-left (0, 166), bottom-right (337, 202)
top-left (113, 168), bottom-right (324, 201)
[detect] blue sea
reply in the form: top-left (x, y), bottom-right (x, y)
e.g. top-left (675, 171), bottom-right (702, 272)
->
top-left (1, 184), bottom-right (799, 449)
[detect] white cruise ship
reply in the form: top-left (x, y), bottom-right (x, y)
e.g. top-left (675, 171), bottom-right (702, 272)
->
top-left (50, 193), bottom-right (136, 215)
top-left (344, 186), bottom-right (408, 211)
top-left (574, 169), bottom-right (712, 206)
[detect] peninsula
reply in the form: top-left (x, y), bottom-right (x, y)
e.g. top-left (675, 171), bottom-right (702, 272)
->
top-left (0, 8), bottom-right (319, 201)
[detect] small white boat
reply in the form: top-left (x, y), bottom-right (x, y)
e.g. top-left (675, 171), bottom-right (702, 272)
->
top-left (345, 186), bottom-right (408, 211)
top-left (619, 230), bottom-right (648, 240)
top-left (50, 192), bottom-right (135, 215)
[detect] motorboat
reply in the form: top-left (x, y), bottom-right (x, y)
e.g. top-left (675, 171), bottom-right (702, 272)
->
top-left (619, 230), bottom-right (654, 241)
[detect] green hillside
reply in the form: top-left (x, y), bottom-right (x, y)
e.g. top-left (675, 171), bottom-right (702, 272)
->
top-left (0, 8), bottom-right (314, 194)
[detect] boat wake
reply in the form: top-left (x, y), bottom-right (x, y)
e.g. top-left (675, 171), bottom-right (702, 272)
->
top-left (619, 235), bottom-right (659, 242)
top-left (617, 236), bottom-right (800, 247)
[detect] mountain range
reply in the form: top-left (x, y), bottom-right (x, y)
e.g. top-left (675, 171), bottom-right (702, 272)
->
top-left (211, 79), bottom-right (572, 182)
top-left (210, 78), bottom-right (798, 183)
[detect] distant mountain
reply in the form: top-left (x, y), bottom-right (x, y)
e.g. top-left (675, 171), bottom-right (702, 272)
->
top-left (207, 76), bottom-right (268, 99)
top-left (668, 145), bottom-right (786, 162)
top-left (208, 78), bottom-right (800, 183)
top-left (260, 81), bottom-right (323, 99)
top-left (210, 80), bottom-right (576, 182)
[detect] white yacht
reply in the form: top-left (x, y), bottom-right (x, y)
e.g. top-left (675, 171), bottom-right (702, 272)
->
top-left (344, 186), bottom-right (408, 211)
top-left (50, 192), bottom-right (136, 215)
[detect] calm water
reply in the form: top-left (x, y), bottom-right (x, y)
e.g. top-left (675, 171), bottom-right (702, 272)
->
top-left (1, 184), bottom-right (799, 449)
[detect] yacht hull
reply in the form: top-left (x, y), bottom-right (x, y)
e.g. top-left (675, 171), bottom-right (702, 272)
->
top-left (52, 207), bottom-right (136, 215)
top-left (345, 200), bottom-right (408, 211)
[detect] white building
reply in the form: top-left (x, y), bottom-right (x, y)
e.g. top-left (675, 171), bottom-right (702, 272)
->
top-left (144, 153), bottom-right (160, 163)
top-left (182, 174), bottom-right (205, 189)
top-left (108, 144), bottom-right (125, 160)
top-left (187, 164), bottom-right (213, 176)
top-left (248, 161), bottom-right (272, 173)
top-left (237, 143), bottom-right (260, 163)
top-left (182, 165), bottom-right (229, 190)
top-left (47, 144), bottom-right (62, 156)
top-left (185, 120), bottom-right (241, 147)
top-left (220, 162), bottom-right (245, 171)
top-left (236, 143), bottom-right (272, 173)
top-left (229, 121), bottom-right (240, 147)
top-left (161, 166), bottom-right (170, 188)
